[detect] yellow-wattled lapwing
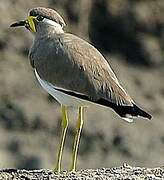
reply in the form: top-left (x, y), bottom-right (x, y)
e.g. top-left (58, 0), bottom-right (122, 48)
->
top-left (10, 7), bottom-right (151, 172)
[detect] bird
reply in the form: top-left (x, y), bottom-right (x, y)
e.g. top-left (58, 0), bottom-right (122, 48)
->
top-left (10, 7), bottom-right (152, 172)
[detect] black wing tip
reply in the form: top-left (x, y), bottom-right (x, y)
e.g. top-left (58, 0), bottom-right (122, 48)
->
top-left (133, 104), bottom-right (152, 120)
top-left (96, 99), bottom-right (152, 120)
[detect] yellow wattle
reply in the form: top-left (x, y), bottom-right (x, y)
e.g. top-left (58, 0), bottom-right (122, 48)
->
top-left (27, 16), bottom-right (36, 32)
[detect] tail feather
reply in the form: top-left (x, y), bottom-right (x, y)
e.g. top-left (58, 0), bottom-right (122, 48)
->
top-left (96, 98), bottom-right (152, 121)
top-left (113, 103), bottom-right (152, 120)
top-left (132, 104), bottom-right (152, 120)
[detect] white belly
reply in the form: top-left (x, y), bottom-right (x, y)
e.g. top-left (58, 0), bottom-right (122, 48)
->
top-left (34, 69), bottom-right (90, 107)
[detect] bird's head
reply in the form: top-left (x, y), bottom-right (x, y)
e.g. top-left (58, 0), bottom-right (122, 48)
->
top-left (10, 7), bottom-right (66, 34)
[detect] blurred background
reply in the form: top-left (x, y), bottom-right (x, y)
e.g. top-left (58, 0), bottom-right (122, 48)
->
top-left (0, 0), bottom-right (164, 170)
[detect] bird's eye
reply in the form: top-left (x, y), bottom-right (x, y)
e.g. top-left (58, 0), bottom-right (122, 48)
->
top-left (36, 15), bottom-right (44, 21)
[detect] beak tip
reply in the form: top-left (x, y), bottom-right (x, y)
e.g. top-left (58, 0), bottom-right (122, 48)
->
top-left (9, 20), bottom-right (26, 28)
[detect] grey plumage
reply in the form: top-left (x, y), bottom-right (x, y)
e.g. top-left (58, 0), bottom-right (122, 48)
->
top-left (30, 32), bottom-right (132, 106)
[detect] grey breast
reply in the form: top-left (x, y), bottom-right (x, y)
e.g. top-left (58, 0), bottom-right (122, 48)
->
top-left (29, 33), bottom-right (133, 106)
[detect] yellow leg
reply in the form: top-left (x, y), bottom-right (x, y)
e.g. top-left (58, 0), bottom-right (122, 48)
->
top-left (70, 106), bottom-right (84, 172)
top-left (54, 105), bottom-right (68, 173)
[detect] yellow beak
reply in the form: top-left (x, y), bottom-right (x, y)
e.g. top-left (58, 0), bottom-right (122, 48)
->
top-left (27, 16), bottom-right (37, 32)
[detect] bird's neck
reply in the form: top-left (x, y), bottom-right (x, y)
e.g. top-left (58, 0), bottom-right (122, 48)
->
top-left (36, 24), bottom-right (64, 38)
